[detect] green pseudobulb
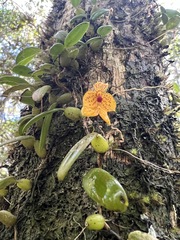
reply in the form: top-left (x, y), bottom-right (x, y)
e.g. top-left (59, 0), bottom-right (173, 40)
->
top-left (83, 168), bottom-right (128, 212)
top-left (91, 134), bottom-right (109, 153)
top-left (85, 214), bottom-right (105, 230)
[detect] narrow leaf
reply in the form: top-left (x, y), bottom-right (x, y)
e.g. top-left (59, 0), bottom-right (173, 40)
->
top-left (90, 8), bottom-right (109, 21)
top-left (64, 22), bottom-right (89, 48)
top-left (70, 14), bottom-right (87, 23)
top-left (39, 103), bottom-right (57, 152)
top-left (20, 89), bottom-right (35, 107)
top-left (0, 176), bottom-right (16, 189)
top-left (21, 108), bottom-right (64, 134)
top-left (57, 132), bottom-right (98, 181)
top-left (0, 135), bottom-right (35, 147)
top-left (16, 47), bottom-right (41, 65)
top-left (40, 63), bottom-right (54, 71)
top-left (2, 85), bottom-right (29, 97)
top-left (0, 76), bottom-right (30, 86)
top-left (12, 65), bottom-right (32, 76)
top-left (32, 85), bottom-right (52, 102)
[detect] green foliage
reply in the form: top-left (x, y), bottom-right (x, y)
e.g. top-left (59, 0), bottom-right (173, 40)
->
top-left (38, 103), bottom-right (57, 153)
top-left (0, 76), bottom-right (30, 86)
top-left (64, 22), bottom-right (90, 47)
top-left (0, 135), bottom-right (35, 148)
top-left (16, 47), bottom-right (41, 65)
top-left (50, 43), bottom-right (65, 58)
top-left (0, 176), bottom-right (16, 189)
top-left (70, 0), bottom-right (81, 8)
top-left (90, 8), bottom-right (109, 20)
top-left (12, 65), bottom-right (32, 76)
top-left (57, 133), bottom-right (98, 181)
top-left (173, 83), bottom-right (180, 94)
top-left (20, 89), bottom-right (35, 106)
top-left (21, 108), bottom-right (64, 135)
top-left (160, 6), bottom-right (180, 30)
top-left (32, 85), bottom-right (52, 102)
top-left (97, 25), bottom-right (113, 37)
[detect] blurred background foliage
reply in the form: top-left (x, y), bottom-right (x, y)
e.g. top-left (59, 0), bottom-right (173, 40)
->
top-left (0, 0), bottom-right (52, 162)
top-left (0, 0), bottom-right (179, 162)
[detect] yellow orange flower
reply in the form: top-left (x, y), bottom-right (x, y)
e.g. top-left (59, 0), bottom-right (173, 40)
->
top-left (81, 82), bottom-right (116, 125)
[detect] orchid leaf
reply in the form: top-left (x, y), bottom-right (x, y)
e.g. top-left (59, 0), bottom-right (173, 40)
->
top-left (16, 47), bottom-right (41, 65)
top-left (64, 22), bottom-right (89, 48)
top-left (57, 132), bottom-right (98, 181)
top-left (32, 85), bottom-right (52, 102)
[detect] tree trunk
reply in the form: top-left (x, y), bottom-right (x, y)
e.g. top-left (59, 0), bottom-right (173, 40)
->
top-left (1, 0), bottom-right (179, 240)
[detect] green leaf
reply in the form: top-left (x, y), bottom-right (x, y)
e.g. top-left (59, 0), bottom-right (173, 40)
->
top-left (97, 25), bottom-right (112, 37)
top-left (21, 108), bottom-right (64, 134)
top-left (160, 6), bottom-right (166, 14)
top-left (20, 89), bottom-right (35, 107)
top-left (16, 47), bottom-right (41, 65)
top-left (12, 65), bottom-right (32, 76)
top-left (76, 8), bottom-right (85, 15)
top-left (54, 30), bottom-right (68, 42)
top-left (0, 76), bottom-right (30, 86)
top-left (57, 132), bottom-right (97, 181)
top-left (86, 37), bottom-right (103, 51)
top-left (70, 0), bottom-right (81, 8)
top-left (90, 8), bottom-right (109, 21)
top-left (32, 69), bottom-right (44, 79)
top-left (70, 14), bottom-right (87, 24)
top-left (0, 176), bottom-right (16, 189)
top-left (39, 103), bottom-right (57, 152)
top-left (50, 43), bottom-right (64, 57)
top-left (32, 85), bottom-right (52, 102)
top-left (64, 22), bottom-right (89, 48)
top-left (40, 63), bottom-right (54, 71)
top-left (161, 13), bottom-right (168, 25)
top-left (18, 114), bottom-right (35, 135)
top-left (0, 135), bottom-right (35, 147)
top-left (86, 36), bottom-right (102, 44)
top-left (2, 85), bottom-right (29, 97)
top-left (68, 48), bottom-right (79, 58)
top-left (166, 16), bottom-right (180, 30)
top-left (165, 9), bottom-right (180, 18)
top-left (173, 83), bottom-right (180, 94)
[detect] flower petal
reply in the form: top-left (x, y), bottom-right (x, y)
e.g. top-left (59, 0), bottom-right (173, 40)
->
top-left (99, 108), bottom-right (111, 125)
top-left (93, 82), bottom-right (108, 92)
top-left (81, 91), bottom-right (99, 117)
top-left (101, 92), bottom-right (116, 112)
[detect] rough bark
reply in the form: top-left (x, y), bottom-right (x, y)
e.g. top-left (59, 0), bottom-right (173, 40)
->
top-left (0, 0), bottom-right (179, 240)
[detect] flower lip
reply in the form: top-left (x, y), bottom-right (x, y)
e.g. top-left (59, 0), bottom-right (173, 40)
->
top-left (97, 95), bottom-right (103, 103)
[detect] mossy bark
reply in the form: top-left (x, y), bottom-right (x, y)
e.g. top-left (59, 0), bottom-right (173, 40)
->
top-left (0, 0), bottom-right (179, 240)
